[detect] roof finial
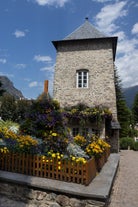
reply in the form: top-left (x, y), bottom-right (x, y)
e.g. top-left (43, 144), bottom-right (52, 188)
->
top-left (85, 17), bottom-right (89, 21)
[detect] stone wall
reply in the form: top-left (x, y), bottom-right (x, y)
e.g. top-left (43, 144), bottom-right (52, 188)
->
top-left (0, 181), bottom-right (105, 207)
top-left (53, 39), bottom-right (117, 120)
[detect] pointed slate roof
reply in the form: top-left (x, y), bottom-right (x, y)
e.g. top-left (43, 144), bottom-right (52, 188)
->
top-left (52, 18), bottom-right (118, 60)
top-left (64, 18), bottom-right (106, 40)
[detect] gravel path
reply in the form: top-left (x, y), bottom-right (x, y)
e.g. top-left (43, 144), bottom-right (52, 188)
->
top-left (108, 150), bottom-right (138, 207)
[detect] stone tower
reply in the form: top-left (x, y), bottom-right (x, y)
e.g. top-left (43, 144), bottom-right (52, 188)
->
top-left (52, 19), bottom-right (119, 152)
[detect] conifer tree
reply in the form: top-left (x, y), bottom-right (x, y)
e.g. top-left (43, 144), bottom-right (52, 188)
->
top-left (0, 94), bottom-right (17, 121)
top-left (132, 93), bottom-right (138, 125)
top-left (0, 81), bottom-right (5, 96)
top-left (114, 66), bottom-right (131, 138)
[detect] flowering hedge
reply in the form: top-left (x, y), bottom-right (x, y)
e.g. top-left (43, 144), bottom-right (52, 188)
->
top-left (63, 103), bottom-right (112, 124)
top-left (0, 101), bottom-right (111, 164)
top-left (0, 125), bottom-right (110, 163)
top-left (20, 98), bottom-right (67, 140)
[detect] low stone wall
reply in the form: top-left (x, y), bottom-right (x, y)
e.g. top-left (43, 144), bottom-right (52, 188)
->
top-left (0, 154), bottom-right (120, 207)
top-left (0, 181), bottom-right (105, 207)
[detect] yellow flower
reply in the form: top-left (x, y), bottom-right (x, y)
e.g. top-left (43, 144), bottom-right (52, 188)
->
top-left (83, 160), bottom-right (87, 164)
top-left (42, 156), bottom-right (46, 159)
top-left (71, 156), bottom-right (76, 161)
top-left (58, 166), bottom-right (61, 170)
top-left (51, 153), bottom-right (56, 158)
top-left (0, 148), bottom-right (3, 153)
top-left (52, 133), bottom-right (57, 137)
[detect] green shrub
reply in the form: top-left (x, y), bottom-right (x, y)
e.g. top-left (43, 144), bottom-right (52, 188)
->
top-left (133, 141), bottom-right (138, 151)
top-left (120, 137), bottom-right (134, 150)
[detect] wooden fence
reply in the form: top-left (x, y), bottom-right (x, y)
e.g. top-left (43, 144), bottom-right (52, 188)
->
top-left (0, 153), bottom-right (97, 185)
top-left (96, 147), bottom-right (110, 172)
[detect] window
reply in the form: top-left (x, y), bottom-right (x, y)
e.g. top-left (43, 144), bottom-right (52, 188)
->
top-left (92, 128), bottom-right (100, 136)
top-left (82, 128), bottom-right (89, 136)
top-left (72, 127), bottom-right (89, 137)
top-left (72, 128), bottom-right (79, 137)
top-left (76, 70), bottom-right (88, 88)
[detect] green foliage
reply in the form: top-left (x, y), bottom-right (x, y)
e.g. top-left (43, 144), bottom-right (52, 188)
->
top-left (0, 94), bottom-right (17, 121)
top-left (132, 93), bottom-right (138, 125)
top-left (0, 127), bottom-right (41, 154)
top-left (20, 96), bottom-right (66, 139)
top-left (64, 103), bottom-right (112, 128)
top-left (0, 81), bottom-right (5, 96)
top-left (128, 127), bottom-right (138, 138)
top-left (0, 94), bottom-right (31, 123)
top-left (120, 137), bottom-right (134, 149)
top-left (133, 141), bottom-right (138, 151)
top-left (0, 120), bottom-right (19, 133)
top-left (15, 99), bottom-right (32, 123)
top-left (114, 66), bottom-right (131, 137)
top-left (44, 131), bottom-right (68, 154)
top-left (67, 143), bottom-right (89, 159)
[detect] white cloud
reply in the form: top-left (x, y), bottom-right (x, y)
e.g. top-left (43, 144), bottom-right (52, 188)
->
top-left (40, 65), bottom-right (54, 72)
top-left (92, 0), bottom-right (112, 3)
top-left (0, 58), bottom-right (7, 64)
top-left (13, 29), bottom-right (27, 38)
top-left (29, 81), bottom-right (38, 87)
top-left (132, 23), bottom-right (138, 35)
top-left (94, 2), bottom-right (138, 88)
top-left (116, 49), bottom-right (138, 87)
top-left (117, 38), bottom-right (138, 55)
top-left (0, 72), bottom-right (14, 78)
top-left (34, 55), bottom-right (52, 63)
top-left (113, 31), bottom-right (126, 41)
top-left (34, 0), bottom-right (69, 7)
top-left (15, 64), bottom-right (26, 69)
top-left (95, 1), bottom-right (128, 34)
top-left (115, 32), bottom-right (138, 88)
top-left (24, 78), bottom-right (31, 82)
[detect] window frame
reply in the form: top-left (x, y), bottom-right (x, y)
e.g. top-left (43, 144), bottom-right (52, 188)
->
top-left (72, 127), bottom-right (79, 137)
top-left (76, 69), bottom-right (89, 88)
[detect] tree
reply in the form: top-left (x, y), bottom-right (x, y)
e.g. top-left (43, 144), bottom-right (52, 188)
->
top-left (132, 93), bottom-right (138, 125)
top-left (0, 81), bottom-right (5, 96)
top-left (114, 66), bottom-right (131, 138)
top-left (0, 94), bottom-right (17, 121)
top-left (15, 99), bottom-right (32, 123)
top-left (20, 95), bottom-right (65, 139)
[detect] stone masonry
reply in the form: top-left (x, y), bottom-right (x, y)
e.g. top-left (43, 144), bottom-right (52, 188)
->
top-left (53, 39), bottom-right (117, 120)
top-left (0, 182), bottom-right (105, 207)
top-left (53, 20), bottom-right (119, 152)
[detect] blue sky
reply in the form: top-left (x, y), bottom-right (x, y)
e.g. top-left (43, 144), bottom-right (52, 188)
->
top-left (0, 0), bottom-right (138, 99)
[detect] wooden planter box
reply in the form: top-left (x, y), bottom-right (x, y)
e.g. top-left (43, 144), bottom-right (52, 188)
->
top-left (0, 153), bottom-right (97, 186)
top-left (104, 147), bottom-right (110, 161)
top-left (96, 147), bottom-right (110, 172)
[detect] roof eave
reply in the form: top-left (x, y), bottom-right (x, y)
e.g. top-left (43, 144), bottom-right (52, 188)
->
top-left (52, 36), bottom-right (118, 60)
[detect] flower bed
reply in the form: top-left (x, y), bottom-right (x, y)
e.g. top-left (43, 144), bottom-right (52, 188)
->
top-left (0, 152), bottom-right (97, 186)
top-left (0, 112), bottom-right (111, 186)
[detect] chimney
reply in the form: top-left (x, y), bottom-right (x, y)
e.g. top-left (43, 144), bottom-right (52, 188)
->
top-left (44, 80), bottom-right (48, 94)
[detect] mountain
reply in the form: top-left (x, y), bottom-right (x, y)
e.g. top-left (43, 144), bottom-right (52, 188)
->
top-left (0, 75), bottom-right (137, 107)
top-left (0, 76), bottom-right (24, 99)
top-left (123, 85), bottom-right (138, 109)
